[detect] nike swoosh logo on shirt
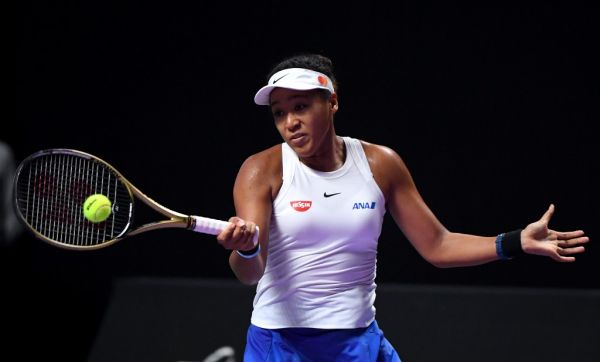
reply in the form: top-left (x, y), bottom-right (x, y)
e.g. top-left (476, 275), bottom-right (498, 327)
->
top-left (323, 192), bottom-right (341, 198)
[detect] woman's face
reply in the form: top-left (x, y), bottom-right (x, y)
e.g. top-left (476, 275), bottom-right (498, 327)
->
top-left (269, 88), bottom-right (338, 159)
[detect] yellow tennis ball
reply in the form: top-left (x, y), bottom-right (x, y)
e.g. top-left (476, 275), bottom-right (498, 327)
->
top-left (83, 194), bottom-right (112, 223)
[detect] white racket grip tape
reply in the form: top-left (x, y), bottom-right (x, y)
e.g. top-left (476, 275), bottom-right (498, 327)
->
top-left (191, 216), bottom-right (259, 246)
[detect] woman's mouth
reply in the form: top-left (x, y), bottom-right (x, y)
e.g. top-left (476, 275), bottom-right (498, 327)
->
top-left (289, 133), bottom-right (308, 147)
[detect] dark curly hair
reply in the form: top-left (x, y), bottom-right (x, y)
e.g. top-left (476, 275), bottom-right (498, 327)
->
top-left (267, 53), bottom-right (338, 95)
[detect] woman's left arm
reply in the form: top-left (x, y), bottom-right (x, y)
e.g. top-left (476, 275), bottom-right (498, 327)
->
top-left (364, 142), bottom-right (589, 267)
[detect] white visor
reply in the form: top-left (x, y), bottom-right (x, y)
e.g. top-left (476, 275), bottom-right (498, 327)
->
top-left (254, 68), bottom-right (335, 106)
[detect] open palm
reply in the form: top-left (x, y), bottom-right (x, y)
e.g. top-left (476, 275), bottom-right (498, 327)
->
top-left (521, 204), bottom-right (589, 262)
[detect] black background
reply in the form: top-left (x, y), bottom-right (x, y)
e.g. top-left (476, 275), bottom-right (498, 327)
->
top-left (11, 1), bottom-right (599, 361)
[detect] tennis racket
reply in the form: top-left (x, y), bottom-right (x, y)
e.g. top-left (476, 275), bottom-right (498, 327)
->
top-left (13, 148), bottom-right (258, 250)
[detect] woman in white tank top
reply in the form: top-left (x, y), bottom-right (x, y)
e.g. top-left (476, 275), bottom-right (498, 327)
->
top-left (215, 53), bottom-right (589, 361)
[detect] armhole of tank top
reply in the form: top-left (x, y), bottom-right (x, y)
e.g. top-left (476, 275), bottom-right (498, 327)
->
top-left (272, 142), bottom-right (296, 210)
top-left (344, 137), bottom-right (386, 202)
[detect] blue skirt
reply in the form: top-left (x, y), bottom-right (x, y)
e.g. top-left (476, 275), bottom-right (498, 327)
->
top-left (244, 320), bottom-right (402, 362)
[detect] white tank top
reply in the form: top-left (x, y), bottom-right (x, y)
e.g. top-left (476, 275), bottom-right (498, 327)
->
top-left (250, 136), bottom-right (386, 329)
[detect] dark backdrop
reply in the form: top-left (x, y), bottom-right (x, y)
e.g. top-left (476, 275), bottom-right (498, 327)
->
top-left (11, 1), bottom-right (598, 361)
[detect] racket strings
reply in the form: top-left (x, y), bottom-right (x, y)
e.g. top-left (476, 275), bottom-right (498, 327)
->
top-left (15, 153), bottom-right (132, 247)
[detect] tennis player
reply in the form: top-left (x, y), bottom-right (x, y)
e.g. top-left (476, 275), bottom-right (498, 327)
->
top-left (216, 53), bottom-right (589, 361)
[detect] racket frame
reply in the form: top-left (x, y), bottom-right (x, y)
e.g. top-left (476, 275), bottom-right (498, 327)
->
top-left (13, 149), bottom-right (202, 250)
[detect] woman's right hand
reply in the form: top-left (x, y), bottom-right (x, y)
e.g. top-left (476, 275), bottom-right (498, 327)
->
top-left (217, 216), bottom-right (259, 252)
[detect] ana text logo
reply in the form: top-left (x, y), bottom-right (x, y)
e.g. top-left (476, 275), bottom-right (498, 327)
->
top-left (352, 202), bottom-right (376, 210)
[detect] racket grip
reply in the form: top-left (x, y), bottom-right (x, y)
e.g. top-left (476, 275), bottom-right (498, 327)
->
top-left (191, 216), bottom-right (259, 246)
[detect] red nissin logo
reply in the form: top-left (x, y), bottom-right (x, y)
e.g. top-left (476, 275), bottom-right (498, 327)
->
top-left (290, 200), bottom-right (312, 212)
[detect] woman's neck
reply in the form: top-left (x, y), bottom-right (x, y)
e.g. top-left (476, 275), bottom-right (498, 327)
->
top-left (299, 135), bottom-right (346, 172)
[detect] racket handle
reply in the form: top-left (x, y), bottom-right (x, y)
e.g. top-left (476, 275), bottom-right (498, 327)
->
top-left (191, 216), bottom-right (259, 246)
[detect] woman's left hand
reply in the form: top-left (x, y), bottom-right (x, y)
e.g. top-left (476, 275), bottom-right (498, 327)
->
top-left (521, 204), bottom-right (589, 262)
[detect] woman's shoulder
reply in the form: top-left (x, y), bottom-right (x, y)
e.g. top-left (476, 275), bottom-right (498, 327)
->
top-left (245, 143), bottom-right (282, 165)
top-left (235, 144), bottom-right (283, 196)
top-left (355, 138), bottom-right (402, 162)
top-left (353, 138), bottom-right (413, 198)
top-left (238, 143), bottom-right (282, 178)
top-left (355, 138), bottom-right (411, 177)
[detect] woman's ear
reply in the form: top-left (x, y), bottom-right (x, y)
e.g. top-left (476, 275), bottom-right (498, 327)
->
top-left (330, 93), bottom-right (339, 112)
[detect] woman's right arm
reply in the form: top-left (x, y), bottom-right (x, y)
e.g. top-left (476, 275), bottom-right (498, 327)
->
top-left (217, 148), bottom-right (279, 285)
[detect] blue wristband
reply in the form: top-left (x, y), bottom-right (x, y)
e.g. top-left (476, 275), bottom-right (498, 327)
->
top-left (495, 233), bottom-right (511, 260)
top-left (236, 244), bottom-right (261, 259)
top-left (495, 229), bottom-right (523, 260)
